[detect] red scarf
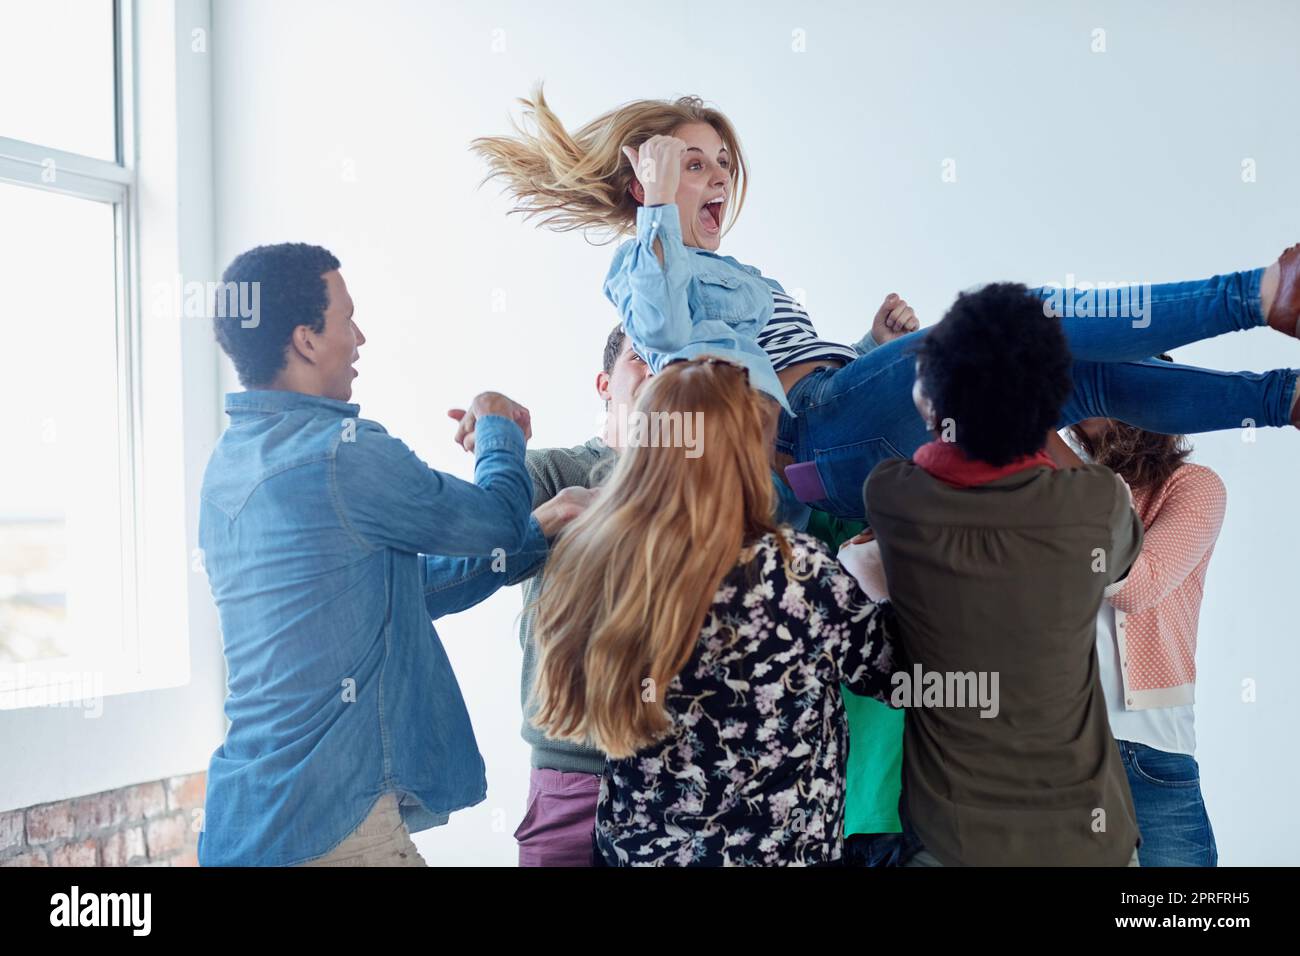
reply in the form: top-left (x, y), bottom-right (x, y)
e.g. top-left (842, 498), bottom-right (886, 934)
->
top-left (913, 439), bottom-right (1057, 488)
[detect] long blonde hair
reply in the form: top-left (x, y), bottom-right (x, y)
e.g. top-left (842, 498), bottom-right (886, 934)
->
top-left (531, 358), bottom-right (785, 758)
top-left (470, 84), bottom-right (749, 243)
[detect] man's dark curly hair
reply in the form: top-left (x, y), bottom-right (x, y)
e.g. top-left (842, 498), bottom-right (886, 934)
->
top-left (214, 243), bottom-right (340, 387)
top-left (915, 282), bottom-right (1073, 466)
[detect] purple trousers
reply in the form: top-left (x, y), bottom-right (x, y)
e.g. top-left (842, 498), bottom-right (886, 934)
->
top-left (514, 768), bottom-right (601, 867)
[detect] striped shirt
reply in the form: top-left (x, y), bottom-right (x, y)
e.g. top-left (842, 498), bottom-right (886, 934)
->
top-left (758, 289), bottom-right (859, 372)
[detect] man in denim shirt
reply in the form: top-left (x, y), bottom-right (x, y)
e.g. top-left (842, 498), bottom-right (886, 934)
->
top-left (197, 243), bottom-right (542, 866)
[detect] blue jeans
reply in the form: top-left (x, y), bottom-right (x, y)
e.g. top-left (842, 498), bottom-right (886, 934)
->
top-left (777, 268), bottom-right (1300, 520)
top-left (843, 830), bottom-right (923, 867)
top-left (1119, 741), bottom-right (1218, 867)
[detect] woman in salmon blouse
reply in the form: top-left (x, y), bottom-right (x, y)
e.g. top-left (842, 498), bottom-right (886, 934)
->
top-left (1066, 354), bottom-right (1226, 867)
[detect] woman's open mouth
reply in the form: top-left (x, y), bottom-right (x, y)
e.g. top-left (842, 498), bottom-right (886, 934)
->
top-left (698, 196), bottom-right (724, 234)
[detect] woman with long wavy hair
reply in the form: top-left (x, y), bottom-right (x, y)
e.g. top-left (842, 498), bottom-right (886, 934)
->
top-left (1065, 355), bottom-right (1226, 866)
top-left (472, 86), bottom-right (1300, 522)
top-left (530, 357), bottom-right (899, 866)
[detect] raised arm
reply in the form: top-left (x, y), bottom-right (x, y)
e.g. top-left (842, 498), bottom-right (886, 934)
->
top-left (597, 135), bottom-right (696, 354)
top-left (422, 517), bottom-right (550, 620)
top-left (423, 486), bottom-right (598, 619)
top-left (603, 204), bottom-right (696, 355)
top-left (334, 411), bottom-right (533, 559)
top-left (853, 293), bottom-right (921, 355)
top-left (1108, 466), bottom-right (1226, 614)
top-left (422, 448), bottom-right (600, 620)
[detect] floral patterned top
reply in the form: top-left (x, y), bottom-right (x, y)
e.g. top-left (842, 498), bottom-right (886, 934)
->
top-left (595, 529), bottom-right (899, 866)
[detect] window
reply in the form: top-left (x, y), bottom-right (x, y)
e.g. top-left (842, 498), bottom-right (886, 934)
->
top-left (1, 0), bottom-right (218, 812)
top-left (0, 0), bottom-right (145, 705)
top-left (0, 183), bottom-right (129, 666)
top-left (0, 0), bottom-right (118, 162)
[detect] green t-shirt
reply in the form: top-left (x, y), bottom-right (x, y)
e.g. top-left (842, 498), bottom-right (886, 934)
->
top-left (802, 509), bottom-right (904, 836)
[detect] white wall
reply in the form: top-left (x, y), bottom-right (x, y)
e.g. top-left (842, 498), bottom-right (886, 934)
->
top-left (210, 0), bottom-right (1300, 865)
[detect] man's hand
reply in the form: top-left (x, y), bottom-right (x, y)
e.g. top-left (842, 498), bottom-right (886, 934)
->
top-left (622, 135), bottom-right (686, 207)
top-left (872, 293), bottom-right (920, 344)
top-left (447, 391), bottom-right (532, 453)
top-left (533, 486), bottom-right (599, 538)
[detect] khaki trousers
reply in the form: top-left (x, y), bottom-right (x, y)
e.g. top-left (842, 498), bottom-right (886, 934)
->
top-left (299, 792), bottom-right (427, 867)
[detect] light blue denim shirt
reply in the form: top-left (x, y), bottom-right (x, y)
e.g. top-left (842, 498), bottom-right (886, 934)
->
top-left (603, 203), bottom-right (793, 413)
top-left (196, 389), bottom-right (545, 866)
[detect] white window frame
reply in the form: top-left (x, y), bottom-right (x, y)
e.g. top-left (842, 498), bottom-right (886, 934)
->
top-left (1, 0), bottom-right (226, 814)
top-left (1, 0), bottom-right (193, 708)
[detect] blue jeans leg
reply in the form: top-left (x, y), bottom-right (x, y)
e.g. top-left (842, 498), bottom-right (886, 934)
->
top-left (782, 272), bottom-right (1298, 520)
top-left (1061, 358), bottom-right (1300, 433)
top-left (1041, 269), bottom-right (1297, 432)
top-left (1119, 741), bottom-right (1218, 867)
top-left (843, 832), bottom-right (910, 867)
top-left (1034, 268), bottom-right (1267, 361)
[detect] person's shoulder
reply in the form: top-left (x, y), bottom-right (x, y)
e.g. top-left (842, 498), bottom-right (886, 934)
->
top-left (525, 439), bottom-right (611, 495)
top-left (727, 257), bottom-right (783, 292)
top-left (863, 457), bottom-right (928, 524)
top-left (1152, 462), bottom-right (1227, 522)
top-left (341, 415), bottom-right (404, 442)
top-left (707, 251), bottom-right (770, 281)
top-left (1042, 461), bottom-right (1124, 497)
top-left (746, 528), bottom-right (791, 556)
top-left (334, 419), bottom-right (420, 478)
top-left (868, 456), bottom-right (916, 478)
top-left (330, 416), bottom-right (394, 457)
top-left (737, 527), bottom-right (815, 564)
top-left (1165, 461), bottom-right (1226, 499)
top-left (1051, 461), bottom-right (1119, 487)
top-left (1038, 464), bottom-right (1135, 527)
top-left (526, 439), bottom-right (608, 472)
top-left (864, 456), bottom-right (922, 498)
top-left (760, 528), bottom-right (838, 575)
top-left (349, 416), bottom-right (391, 439)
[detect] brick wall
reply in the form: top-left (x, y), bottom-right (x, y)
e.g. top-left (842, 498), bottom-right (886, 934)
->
top-left (0, 772), bottom-right (205, 867)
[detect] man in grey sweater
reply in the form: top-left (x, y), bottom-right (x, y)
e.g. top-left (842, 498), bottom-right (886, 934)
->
top-left (427, 323), bottom-right (649, 865)
top-left (510, 324), bottom-right (651, 865)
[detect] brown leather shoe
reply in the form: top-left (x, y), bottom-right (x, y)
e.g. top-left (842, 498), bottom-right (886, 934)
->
top-left (1268, 243), bottom-right (1300, 338)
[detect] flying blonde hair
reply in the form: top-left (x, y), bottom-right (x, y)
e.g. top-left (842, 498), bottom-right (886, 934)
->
top-left (530, 358), bottom-right (787, 758)
top-left (470, 84), bottom-right (749, 243)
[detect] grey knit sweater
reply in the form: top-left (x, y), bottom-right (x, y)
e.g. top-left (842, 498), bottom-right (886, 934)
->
top-left (518, 438), bottom-right (616, 776)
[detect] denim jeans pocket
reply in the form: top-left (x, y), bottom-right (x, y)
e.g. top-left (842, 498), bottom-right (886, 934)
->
top-left (812, 436), bottom-right (908, 518)
top-left (1127, 743), bottom-right (1201, 788)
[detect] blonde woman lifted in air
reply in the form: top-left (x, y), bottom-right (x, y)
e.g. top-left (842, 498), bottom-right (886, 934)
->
top-left (474, 86), bottom-right (1300, 522)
